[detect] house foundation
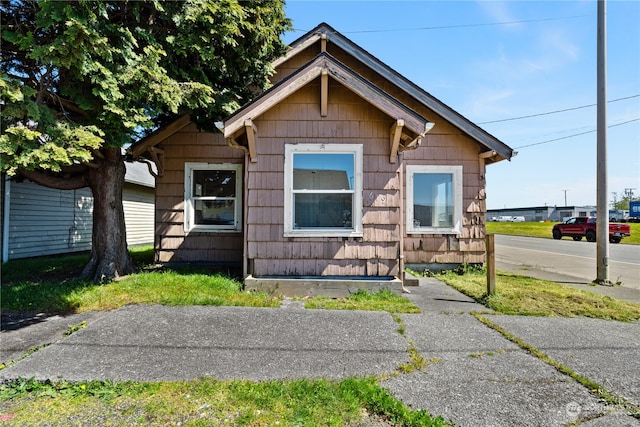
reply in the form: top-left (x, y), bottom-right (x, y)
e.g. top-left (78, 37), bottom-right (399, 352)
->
top-left (244, 275), bottom-right (403, 298)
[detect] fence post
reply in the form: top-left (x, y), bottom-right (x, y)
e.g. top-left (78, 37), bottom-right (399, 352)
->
top-left (486, 233), bottom-right (496, 295)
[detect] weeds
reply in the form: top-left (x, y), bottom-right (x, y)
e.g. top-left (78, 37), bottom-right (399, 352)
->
top-left (0, 377), bottom-right (449, 426)
top-left (305, 288), bottom-right (421, 313)
top-left (63, 321), bottom-right (87, 337)
top-left (433, 268), bottom-right (640, 322)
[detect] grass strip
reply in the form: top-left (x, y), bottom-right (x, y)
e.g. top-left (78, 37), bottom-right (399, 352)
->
top-left (304, 288), bottom-right (421, 313)
top-left (472, 313), bottom-right (640, 418)
top-left (1, 270), bottom-right (280, 314)
top-left (433, 268), bottom-right (640, 322)
top-left (486, 221), bottom-right (640, 245)
top-left (0, 377), bottom-right (448, 426)
top-left (2, 248), bottom-right (422, 315)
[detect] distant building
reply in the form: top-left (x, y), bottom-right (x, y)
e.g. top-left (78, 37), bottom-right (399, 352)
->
top-left (486, 206), bottom-right (595, 222)
top-left (1, 161), bottom-right (155, 262)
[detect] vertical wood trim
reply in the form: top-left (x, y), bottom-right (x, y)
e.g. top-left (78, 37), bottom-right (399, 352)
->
top-left (321, 33), bottom-right (327, 53)
top-left (486, 233), bottom-right (496, 294)
top-left (245, 120), bottom-right (258, 163)
top-left (399, 161), bottom-right (405, 285)
top-left (243, 156), bottom-right (249, 278)
top-left (390, 119), bottom-right (404, 164)
top-left (479, 150), bottom-right (496, 180)
top-left (320, 70), bottom-right (328, 117)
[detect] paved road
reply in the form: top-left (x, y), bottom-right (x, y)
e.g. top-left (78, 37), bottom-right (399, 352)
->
top-left (495, 235), bottom-right (640, 291)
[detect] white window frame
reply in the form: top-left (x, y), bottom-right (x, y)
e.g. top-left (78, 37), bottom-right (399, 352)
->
top-left (284, 144), bottom-right (363, 238)
top-left (184, 162), bottom-right (242, 233)
top-left (406, 165), bottom-right (463, 235)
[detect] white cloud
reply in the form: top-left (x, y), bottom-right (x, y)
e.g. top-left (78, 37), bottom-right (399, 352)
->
top-left (477, 1), bottom-right (522, 30)
top-left (465, 87), bottom-right (516, 119)
top-left (539, 28), bottom-right (580, 61)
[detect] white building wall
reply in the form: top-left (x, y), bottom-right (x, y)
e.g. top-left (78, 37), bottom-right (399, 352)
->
top-left (4, 180), bottom-right (154, 261)
top-left (123, 182), bottom-right (155, 246)
top-left (6, 181), bottom-right (93, 259)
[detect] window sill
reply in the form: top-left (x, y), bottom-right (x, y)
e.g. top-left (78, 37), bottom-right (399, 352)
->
top-left (407, 228), bottom-right (461, 235)
top-left (185, 228), bottom-right (242, 234)
top-left (284, 230), bottom-right (363, 238)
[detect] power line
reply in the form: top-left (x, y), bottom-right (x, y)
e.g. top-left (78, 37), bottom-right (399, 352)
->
top-left (478, 95), bottom-right (639, 124)
top-left (513, 117), bottom-right (640, 149)
top-left (291, 14), bottom-right (590, 35)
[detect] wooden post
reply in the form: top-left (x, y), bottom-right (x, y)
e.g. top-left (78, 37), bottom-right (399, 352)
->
top-left (486, 233), bottom-right (496, 295)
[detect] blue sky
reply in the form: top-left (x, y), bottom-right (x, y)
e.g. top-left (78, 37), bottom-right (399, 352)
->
top-left (282, 0), bottom-right (640, 210)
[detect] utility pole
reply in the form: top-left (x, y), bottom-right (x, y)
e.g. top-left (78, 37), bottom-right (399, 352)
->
top-left (596, 0), bottom-right (609, 285)
top-left (562, 189), bottom-right (569, 206)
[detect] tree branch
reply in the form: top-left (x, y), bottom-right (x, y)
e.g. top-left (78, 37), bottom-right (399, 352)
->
top-left (45, 90), bottom-right (89, 118)
top-left (18, 168), bottom-right (90, 191)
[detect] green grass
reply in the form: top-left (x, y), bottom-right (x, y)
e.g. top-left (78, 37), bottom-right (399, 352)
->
top-left (3, 270), bottom-right (283, 313)
top-left (1, 266), bottom-right (281, 314)
top-left (1, 245), bottom-right (281, 313)
top-left (0, 377), bottom-right (448, 426)
top-left (487, 221), bottom-right (640, 244)
top-left (304, 288), bottom-right (421, 313)
top-left (435, 268), bottom-right (640, 322)
top-left (1, 247), bottom-right (422, 314)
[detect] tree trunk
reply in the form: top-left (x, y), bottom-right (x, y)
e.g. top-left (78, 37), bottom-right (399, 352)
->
top-left (81, 148), bottom-right (134, 282)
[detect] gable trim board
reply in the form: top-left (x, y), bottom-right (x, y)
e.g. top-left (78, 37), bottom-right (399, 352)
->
top-left (129, 22), bottom-right (515, 291)
top-left (221, 52), bottom-right (433, 147)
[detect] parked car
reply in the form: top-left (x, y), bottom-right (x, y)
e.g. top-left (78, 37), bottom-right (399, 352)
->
top-left (552, 216), bottom-right (631, 243)
top-left (510, 216), bottom-right (525, 222)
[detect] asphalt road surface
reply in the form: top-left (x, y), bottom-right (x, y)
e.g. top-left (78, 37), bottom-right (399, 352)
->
top-left (494, 234), bottom-right (640, 291)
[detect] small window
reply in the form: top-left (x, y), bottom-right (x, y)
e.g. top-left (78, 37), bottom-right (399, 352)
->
top-left (406, 165), bottom-right (462, 234)
top-left (184, 163), bottom-right (242, 232)
top-left (284, 144), bottom-right (363, 237)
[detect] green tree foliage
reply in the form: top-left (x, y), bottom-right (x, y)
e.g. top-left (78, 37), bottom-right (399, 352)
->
top-left (1, 0), bottom-right (290, 280)
top-left (611, 190), bottom-right (639, 210)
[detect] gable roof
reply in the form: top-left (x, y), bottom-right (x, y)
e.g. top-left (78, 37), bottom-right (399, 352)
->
top-left (284, 23), bottom-right (514, 161)
top-left (222, 52), bottom-right (432, 138)
top-left (129, 22), bottom-right (514, 165)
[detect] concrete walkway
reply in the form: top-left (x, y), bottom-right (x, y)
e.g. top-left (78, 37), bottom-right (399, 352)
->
top-left (1, 277), bottom-right (638, 426)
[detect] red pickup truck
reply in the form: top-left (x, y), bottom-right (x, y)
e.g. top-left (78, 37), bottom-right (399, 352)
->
top-left (552, 216), bottom-right (631, 243)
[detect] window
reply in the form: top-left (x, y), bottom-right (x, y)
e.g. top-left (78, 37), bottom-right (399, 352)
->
top-left (184, 163), bottom-right (242, 232)
top-left (284, 144), bottom-right (363, 237)
top-left (406, 165), bottom-right (462, 234)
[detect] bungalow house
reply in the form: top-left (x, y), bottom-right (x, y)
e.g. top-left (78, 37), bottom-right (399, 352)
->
top-left (130, 23), bottom-right (514, 296)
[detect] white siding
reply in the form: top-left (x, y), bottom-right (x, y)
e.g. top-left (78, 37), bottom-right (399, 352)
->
top-left (7, 181), bottom-right (93, 259)
top-left (123, 183), bottom-right (155, 246)
top-left (5, 180), bottom-right (154, 260)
